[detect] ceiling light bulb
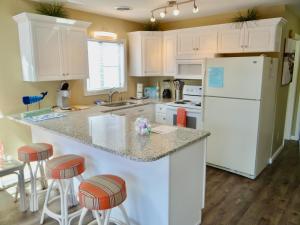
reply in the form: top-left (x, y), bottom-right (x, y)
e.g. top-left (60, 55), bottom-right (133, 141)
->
top-left (150, 15), bottom-right (156, 22)
top-left (193, 5), bottom-right (199, 13)
top-left (160, 10), bottom-right (166, 18)
top-left (193, 0), bottom-right (199, 13)
top-left (173, 5), bottom-right (180, 16)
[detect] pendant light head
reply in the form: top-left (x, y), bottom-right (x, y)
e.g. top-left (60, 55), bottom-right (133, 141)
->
top-left (193, 0), bottom-right (199, 13)
top-left (173, 4), bottom-right (180, 16)
top-left (160, 8), bottom-right (167, 18)
top-left (150, 12), bottom-right (156, 22)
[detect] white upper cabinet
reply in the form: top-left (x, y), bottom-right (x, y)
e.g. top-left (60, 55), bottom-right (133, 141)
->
top-left (128, 31), bottom-right (162, 77)
top-left (218, 18), bottom-right (286, 53)
top-left (13, 13), bottom-right (91, 81)
top-left (218, 24), bottom-right (244, 53)
top-left (177, 27), bottom-right (218, 58)
top-left (197, 28), bottom-right (219, 54)
top-left (63, 27), bottom-right (89, 79)
top-left (31, 22), bottom-right (64, 80)
top-left (127, 18), bottom-right (286, 77)
top-left (177, 29), bottom-right (197, 58)
top-left (163, 31), bottom-right (177, 76)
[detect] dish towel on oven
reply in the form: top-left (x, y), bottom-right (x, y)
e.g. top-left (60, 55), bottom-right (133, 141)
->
top-left (177, 107), bottom-right (187, 127)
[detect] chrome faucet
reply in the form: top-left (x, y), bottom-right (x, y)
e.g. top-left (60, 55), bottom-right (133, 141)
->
top-left (108, 89), bottom-right (119, 103)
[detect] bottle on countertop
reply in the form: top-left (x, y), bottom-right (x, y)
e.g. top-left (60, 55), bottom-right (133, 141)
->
top-left (156, 82), bottom-right (160, 99)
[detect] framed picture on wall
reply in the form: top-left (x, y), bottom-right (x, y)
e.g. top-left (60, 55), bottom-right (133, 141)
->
top-left (281, 38), bottom-right (296, 86)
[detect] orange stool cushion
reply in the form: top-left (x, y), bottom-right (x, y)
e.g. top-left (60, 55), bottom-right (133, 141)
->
top-left (79, 175), bottom-right (127, 210)
top-left (46, 154), bottom-right (85, 179)
top-left (18, 143), bottom-right (53, 163)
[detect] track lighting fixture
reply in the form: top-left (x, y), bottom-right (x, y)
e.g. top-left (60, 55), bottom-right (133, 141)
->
top-left (150, 0), bottom-right (199, 22)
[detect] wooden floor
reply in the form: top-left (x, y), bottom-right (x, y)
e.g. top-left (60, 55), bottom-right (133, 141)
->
top-left (202, 141), bottom-right (300, 225)
top-left (0, 141), bottom-right (299, 225)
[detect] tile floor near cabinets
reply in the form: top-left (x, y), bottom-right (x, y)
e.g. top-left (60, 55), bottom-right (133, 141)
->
top-left (0, 141), bottom-right (299, 225)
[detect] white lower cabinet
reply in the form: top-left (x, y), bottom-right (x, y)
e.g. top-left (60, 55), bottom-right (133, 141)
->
top-left (13, 13), bottom-right (90, 81)
top-left (155, 104), bottom-right (167, 124)
top-left (156, 113), bottom-right (167, 124)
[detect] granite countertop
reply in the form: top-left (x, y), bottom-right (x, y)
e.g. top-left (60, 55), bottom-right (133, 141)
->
top-left (9, 100), bottom-right (210, 162)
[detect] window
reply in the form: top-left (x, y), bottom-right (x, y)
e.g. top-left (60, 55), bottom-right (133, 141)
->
top-left (85, 40), bottom-right (126, 95)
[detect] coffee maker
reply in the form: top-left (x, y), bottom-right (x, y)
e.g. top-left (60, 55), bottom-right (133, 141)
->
top-left (162, 80), bottom-right (172, 99)
top-left (57, 82), bottom-right (71, 110)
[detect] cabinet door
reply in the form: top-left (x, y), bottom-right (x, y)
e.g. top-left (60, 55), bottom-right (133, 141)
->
top-left (244, 26), bottom-right (276, 52)
top-left (218, 26), bottom-right (244, 53)
top-left (163, 31), bottom-right (177, 76)
top-left (62, 27), bottom-right (89, 80)
top-left (177, 30), bottom-right (197, 58)
top-left (197, 29), bottom-right (218, 54)
top-left (156, 113), bottom-right (167, 124)
top-left (142, 34), bottom-right (162, 76)
top-left (31, 22), bottom-right (64, 81)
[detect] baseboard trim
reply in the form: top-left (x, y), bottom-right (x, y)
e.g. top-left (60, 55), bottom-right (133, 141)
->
top-left (269, 142), bottom-right (285, 164)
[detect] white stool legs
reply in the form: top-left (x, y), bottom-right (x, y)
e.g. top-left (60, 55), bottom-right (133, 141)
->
top-left (78, 204), bottom-right (130, 225)
top-left (40, 175), bottom-right (84, 225)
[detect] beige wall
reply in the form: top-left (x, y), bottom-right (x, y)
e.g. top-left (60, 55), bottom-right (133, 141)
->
top-left (0, 0), bottom-right (143, 157)
top-left (162, 5), bottom-right (300, 154)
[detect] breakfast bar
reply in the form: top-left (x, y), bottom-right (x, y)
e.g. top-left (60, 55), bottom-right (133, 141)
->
top-left (9, 105), bottom-right (210, 225)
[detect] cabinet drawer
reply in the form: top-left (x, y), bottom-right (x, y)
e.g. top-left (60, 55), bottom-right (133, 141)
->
top-left (156, 104), bottom-right (167, 114)
top-left (156, 113), bottom-right (167, 124)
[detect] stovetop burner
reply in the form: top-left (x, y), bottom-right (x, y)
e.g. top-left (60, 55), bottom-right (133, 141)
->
top-left (174, 100), bottom-right (191, 104)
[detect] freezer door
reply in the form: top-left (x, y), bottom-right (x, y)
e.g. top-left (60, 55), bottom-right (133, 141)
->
top-left (204, 96), bottom-right (260, 176)
top-left (205, 57), bottom-right (264, 100)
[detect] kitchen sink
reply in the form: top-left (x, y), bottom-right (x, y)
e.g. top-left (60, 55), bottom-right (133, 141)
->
top-left (103, 101), bottom-right (136, 107)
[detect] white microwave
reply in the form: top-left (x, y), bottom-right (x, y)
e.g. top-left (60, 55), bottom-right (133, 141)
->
top-left (175, 59), bottom-right (206, 80)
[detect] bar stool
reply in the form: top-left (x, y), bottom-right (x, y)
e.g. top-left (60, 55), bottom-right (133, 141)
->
top-left (40, 154), bottom-right (85, 225)
top-left (18, 143), bottom-right (53, 212)
top-left (78, 174), bottom-right (130, 225)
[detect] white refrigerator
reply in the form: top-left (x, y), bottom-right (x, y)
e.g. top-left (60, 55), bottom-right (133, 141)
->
top-left (204, 56), bottom-right (278, 179)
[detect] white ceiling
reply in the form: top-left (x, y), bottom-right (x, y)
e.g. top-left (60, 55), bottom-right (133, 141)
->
top-left (36, 0), bottom-right (300, 23)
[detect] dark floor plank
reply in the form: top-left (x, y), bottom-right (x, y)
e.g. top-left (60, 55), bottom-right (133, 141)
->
top-left (202, 141), bottom-right (300, 225)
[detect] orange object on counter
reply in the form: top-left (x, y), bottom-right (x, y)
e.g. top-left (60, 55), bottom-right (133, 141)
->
top-left (177, 107), bottom-right (187, 127)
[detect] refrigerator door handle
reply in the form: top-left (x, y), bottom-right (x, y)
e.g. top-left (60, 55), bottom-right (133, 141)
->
top-left (204, 95), bottom-right (260, 101)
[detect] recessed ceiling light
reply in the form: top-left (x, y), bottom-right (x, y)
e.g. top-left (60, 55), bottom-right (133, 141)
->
top-left (115, 6), bottom-right (132, 11)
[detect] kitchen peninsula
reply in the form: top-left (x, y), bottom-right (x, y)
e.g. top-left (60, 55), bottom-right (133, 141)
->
top-left (9, 101), bottom-right (210, 225)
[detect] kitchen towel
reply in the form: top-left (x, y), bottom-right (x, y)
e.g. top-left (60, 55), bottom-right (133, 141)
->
top-left (177, 107), bottom-right (187, 127)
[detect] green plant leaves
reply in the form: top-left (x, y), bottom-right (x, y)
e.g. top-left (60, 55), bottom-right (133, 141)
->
top-left (233, 8), bottom-right (258, 22)
top-left (36, 2), bottom-right (68, 18)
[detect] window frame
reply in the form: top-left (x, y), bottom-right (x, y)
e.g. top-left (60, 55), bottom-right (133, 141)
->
top-left (84, 39), bottom-right (127, 96)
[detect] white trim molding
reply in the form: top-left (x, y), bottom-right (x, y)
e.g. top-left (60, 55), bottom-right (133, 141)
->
top-left (269, 141), bottom-right (285, 164)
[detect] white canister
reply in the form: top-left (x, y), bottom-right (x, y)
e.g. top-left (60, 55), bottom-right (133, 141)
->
top-left (137, 83), bottom-right (143, 98)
